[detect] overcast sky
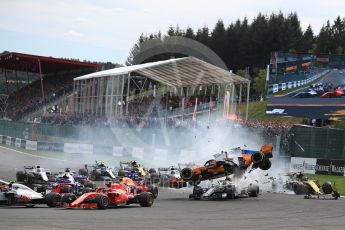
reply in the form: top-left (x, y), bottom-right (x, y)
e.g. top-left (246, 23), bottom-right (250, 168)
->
top-left (1, 0), bottom-right (345, 64)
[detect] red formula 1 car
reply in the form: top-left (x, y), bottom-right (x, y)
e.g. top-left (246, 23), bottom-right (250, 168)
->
top-left (63, 177), bottom-right (157, 209)
top-left (320, 88), bottom-right (344, 98)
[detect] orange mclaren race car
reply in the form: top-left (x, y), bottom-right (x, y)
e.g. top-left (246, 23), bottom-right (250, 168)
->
top-left (175, 144), bottom-right (273, 186)
top-left (63, 177), bottom-right (157, 209)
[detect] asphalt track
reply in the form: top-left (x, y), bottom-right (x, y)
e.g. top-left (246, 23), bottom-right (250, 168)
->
top-left (1, 146), bottom-right (345, 230)
top-left (267, 69), bottom-right (345, 119)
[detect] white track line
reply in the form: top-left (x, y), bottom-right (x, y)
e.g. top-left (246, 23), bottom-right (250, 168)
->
top-left (0, 145), bottom-right (75, 163)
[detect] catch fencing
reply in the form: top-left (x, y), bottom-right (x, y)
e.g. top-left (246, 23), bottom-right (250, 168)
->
top-left (288, 125), bottom-right (345, 160)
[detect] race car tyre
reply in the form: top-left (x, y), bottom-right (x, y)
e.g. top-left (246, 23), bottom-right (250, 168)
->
top-left (181, 168), bottom-right (193, 180)
top-left (225, 185), bottom-right (236, 199)
top-left (84, 181), bottom-right (94, 189)
top-left (61, 193), bottom-right (77, 204)
top-left (322, 181), bottom-right (333, 194)
top-left (259, 159), bottom-right (271, 171)
top-left (138, 192), bottom-right (154, 207)
top-left (148, 168), bottom-right (157, 174)
top-left (78, 168), bottom-right (88, 176)
top-left (45, 192), bottom-right (62, 207)
top-left (91, 171), bottom-right (101, 181)
top-left (248, 184), bottom-right (259, 197)
top-left (251, 152), bottom-right (265, 164)
top-left (192, 186), bottom-right (203, 200)
top-left (83, 187), bottom-right (93, 193)
top-left (149, 185), bottom-right (159, 198)
top-left (150, 173), bottom-right (160, 184)
top-left (16, 171), bottom-right (26, 182)
top-left (95, 194), bottom-right (110, 209)
top-left (117, 170), bottom-right (127, 177)
top-left (27, 173), bottom-right (34, 184)
top-left (60, 185), bottom-right (73, 193)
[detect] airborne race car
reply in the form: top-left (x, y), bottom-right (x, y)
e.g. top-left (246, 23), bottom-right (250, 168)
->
top-left (175, 144), bottom-right (273, 187)
top-left (63, 177), bottom-right (157, 209)
top-left (0, 179), bottom-right (61, 207)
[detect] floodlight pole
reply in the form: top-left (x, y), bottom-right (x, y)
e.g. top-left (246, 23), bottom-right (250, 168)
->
top-left (265, 64), bottom-right (269, 99)
top-left (245, 81), bottom-right (250, 121)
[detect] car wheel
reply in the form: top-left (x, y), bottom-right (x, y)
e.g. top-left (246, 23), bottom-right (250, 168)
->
top-left (95, 194), bottom-right (110, 209)
top-left (138, 192), bottom-right (154, 207)
top-left (60, 185), bottom-right (73, 193)
top-left (149, 185), bottom-right (158, 198)
top-left (16, 171), bottom-right (26, 182)
top-left (45, 192), bottom-right (62, 207)
top-left (148, 168), bottom-right (156, 174)
top-left (78, 168), bottom-right (88, 176)
top-left (61, 193), bottom-right (77, 204)
top-left (248, 184), bottom-right (259, 197)
top-left (192, 186), bottom-right (203, 200)
top-left (91, 171), bottom-right (101, 181)
top-left (84, 181), bottom-right (94, 189)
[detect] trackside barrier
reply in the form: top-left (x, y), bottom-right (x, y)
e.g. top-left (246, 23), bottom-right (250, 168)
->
top-left (0, 134), bottom-right (204, 164)
top-left (290, 157), bottom-right (345, 176)
top-left (64, 143), bottom-right (93, 154)
top-left (0, 135), bottom-right (6, 144)
top-left (25, 140), bottom-right (37, 151)
top-left (269, 70), bottom-right (330, 94)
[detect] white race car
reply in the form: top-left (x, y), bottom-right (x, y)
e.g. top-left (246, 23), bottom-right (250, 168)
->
top-left (189, 179), bottom-right (260, 200)
top-left (0, 179), bottom-right (61, 207)
top-left (16, 165), bottom-right (50, 183)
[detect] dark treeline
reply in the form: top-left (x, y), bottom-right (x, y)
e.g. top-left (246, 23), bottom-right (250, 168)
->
top-left (127, 12), bottom-right (345, 76)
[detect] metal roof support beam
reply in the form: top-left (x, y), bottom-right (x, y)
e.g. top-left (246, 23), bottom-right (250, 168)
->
top-left (126, 73), bottom-right (130, 115)
top-left (120, 74), bottom-right (125, 116)
top-left (37, 58), bottom-right (45, 102)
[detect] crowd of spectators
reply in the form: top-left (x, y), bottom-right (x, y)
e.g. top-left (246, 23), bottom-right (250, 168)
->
top-left (243, 120), bottom-right (294, 136)
top-left (7, 75), bottom-right (75, 120)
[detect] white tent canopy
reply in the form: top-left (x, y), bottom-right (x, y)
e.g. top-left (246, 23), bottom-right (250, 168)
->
top-left (74, 56), bottom-right (249, 86)
top-left (73, 56), bottom-right (250, 120)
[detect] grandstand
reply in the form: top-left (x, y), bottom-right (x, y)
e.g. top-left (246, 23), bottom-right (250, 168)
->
top-left (72, 56), bottom-right (250, 124)
top-left (0, 52), bottom-right (100, 120)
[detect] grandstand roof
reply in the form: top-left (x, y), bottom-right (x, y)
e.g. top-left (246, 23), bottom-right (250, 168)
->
top-left (0, 52), bottom-right (100, 74)
top-left (74, 56), bottom-right (249, 86)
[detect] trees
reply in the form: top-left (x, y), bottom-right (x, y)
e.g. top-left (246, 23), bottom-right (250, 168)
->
top-left (253, 69), bottom-right (267, 98)
top-left (332, 16), bottom-right (345, 54)
top-left (316, 20), bottom-right (335, 53)
top-left (301, 25), bottom-right (315, 53)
